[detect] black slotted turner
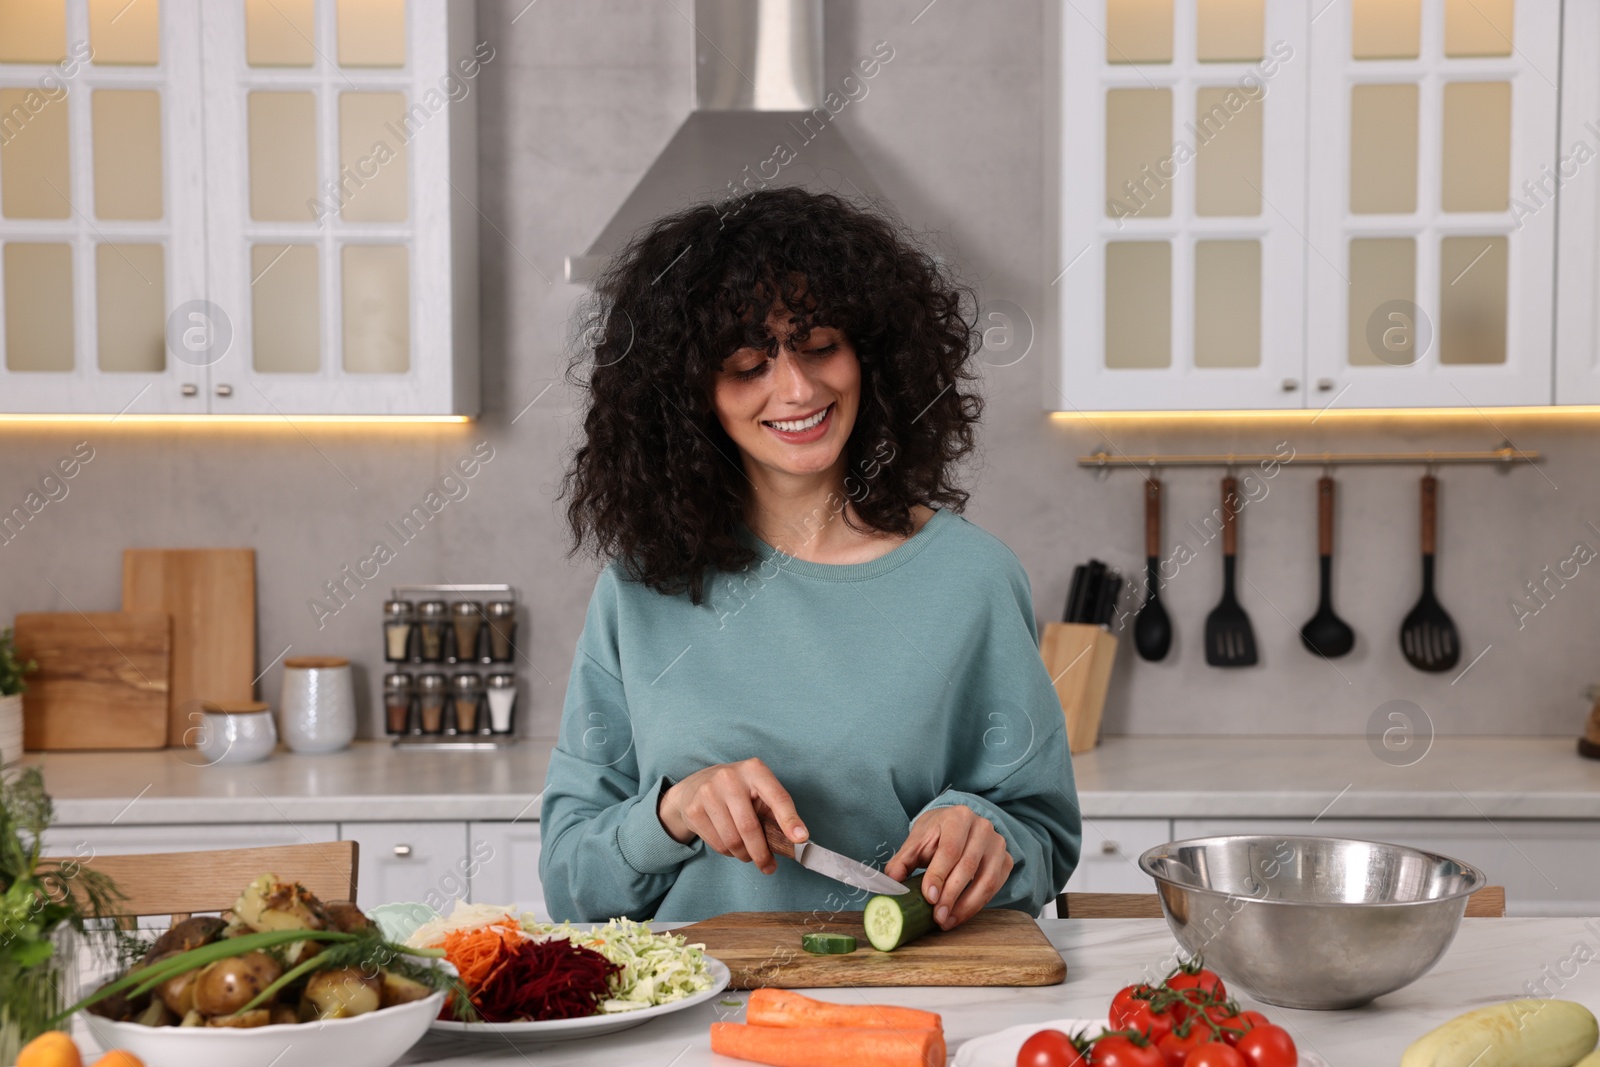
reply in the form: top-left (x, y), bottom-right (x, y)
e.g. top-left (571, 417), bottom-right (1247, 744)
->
top-left (1400, 474), bottom-right (1461, 672)
top-left (1205, 475), bottom-right (1258, 667)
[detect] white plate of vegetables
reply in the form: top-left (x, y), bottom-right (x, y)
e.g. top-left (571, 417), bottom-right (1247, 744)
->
top-left (392, 901), bottom-right (731, 1042)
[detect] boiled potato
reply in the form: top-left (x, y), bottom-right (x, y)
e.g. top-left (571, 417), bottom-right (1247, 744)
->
top-left (324, 901), bottom-right (372, 933)
top-left (232, 874), bottom-right (326, 933)
top-left (269, 1004), bottom-right (298, 1027)
top-left (207, 1008), bottom-right (271, 1028)
top-left (193, 951), bottom-right (283, 1017)
top-left (142, 915), bottom-right (227, 965)
top-left (302, 967), bottom-right (382, 1020)
top-left (1400, 999), bottom-right (1598, 1067)
top-left (156, 964), bottom-right (200, 1018)
top-left (379, 970), bottom-right (433, 1008)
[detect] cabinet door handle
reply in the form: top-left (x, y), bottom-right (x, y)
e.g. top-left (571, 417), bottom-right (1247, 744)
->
top-left (215, 384), bottom-right (234, 397)
top-left (1100, 841), bottom-right (1120, 855)
top-left (393, 844), bottom-right (413, 857)
top-left (1280, 378), bottom-right (1300, 392)
top-left (181, 383), bottom-right (199, 397)
top-left (1317, 378), bottom-right (1336, 392)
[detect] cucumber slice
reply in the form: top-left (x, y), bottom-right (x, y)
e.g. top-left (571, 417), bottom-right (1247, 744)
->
top-left (801, 932), bottom-right (857, 955)
top-left (863, 873), bottom-right (936, 952)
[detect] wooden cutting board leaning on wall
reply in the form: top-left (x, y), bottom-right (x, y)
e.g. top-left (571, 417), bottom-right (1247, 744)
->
top-left (122, 548), bottom-right (257, 747)
top-left (15, 612), bottom-right (171, 750)
top-left (674, 909), bottom-right (1067, 988)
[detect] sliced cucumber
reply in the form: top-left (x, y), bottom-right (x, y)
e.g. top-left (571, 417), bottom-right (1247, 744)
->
top-left (863, 873), bottom-right (936, 952)
top-left (800, 932), bottom-right (857, 955)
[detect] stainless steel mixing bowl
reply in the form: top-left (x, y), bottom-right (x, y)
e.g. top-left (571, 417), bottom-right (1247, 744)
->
top-left (1138, 835), bottom-right (1486, 1010)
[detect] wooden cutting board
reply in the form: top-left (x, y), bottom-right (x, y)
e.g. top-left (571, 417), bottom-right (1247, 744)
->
top-left (15, 612), bottom-right (171, 750)
top-left (675, 909), bottom-right (1066, 988)
top-left (121, 548), bottom-right (256, 746)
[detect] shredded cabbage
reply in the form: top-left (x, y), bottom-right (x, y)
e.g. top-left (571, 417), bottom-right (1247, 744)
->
top-left (526, 916), bottom-right (714, 1013)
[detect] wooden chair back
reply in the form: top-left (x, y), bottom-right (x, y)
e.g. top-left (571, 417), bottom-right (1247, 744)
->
top-left (1058, 885), bottom-right (1507, 919)
top-left (42, 841), bottom-right (360, 919)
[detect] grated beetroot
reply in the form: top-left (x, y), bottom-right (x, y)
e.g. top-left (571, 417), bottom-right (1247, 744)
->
top-left (471, 937), bottom-right (620, 1023)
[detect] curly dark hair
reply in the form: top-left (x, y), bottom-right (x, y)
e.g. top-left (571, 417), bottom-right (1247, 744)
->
top-left (559, 186), bottom-right (985, 606)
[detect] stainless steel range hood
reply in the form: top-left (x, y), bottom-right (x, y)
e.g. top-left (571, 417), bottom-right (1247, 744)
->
top-left (564, 0), bottom-right (886, 286)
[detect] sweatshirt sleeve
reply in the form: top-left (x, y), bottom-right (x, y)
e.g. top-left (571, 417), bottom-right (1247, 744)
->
top-left (917, 550), bottom-right (1082, 916)
top-left (537, 568), bottom-right (703, 922)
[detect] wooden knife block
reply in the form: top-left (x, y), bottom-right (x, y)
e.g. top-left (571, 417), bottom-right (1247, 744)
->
top-left (1040, 622), bottom-right (1118, 755)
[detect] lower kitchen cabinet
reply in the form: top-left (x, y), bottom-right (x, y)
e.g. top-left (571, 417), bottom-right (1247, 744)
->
top-left (337, 822), bottom-right (470, 912)
top-left (1063, 819), bottom-right (1173, 895)
top-left (1174, 819), bottom-right (1600, 917)
top-left (467, 821), bottom-right (545, 918)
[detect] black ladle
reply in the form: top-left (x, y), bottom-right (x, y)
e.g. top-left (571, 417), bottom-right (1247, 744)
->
top-left (1300, 475), bottom-right (1355, 658)
top-left (1134, 478), bottom-right (1172, 661)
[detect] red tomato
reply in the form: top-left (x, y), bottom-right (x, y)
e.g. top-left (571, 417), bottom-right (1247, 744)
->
top-left (1234, 1024), bottom-right (1298, 1067)
top-left (1167, 967), bottom-right (1226, 1002)
top-left (1109, 985), bottom-right (1158, 1025)
top-left (1119, 1001), bottom-right (1175, 1043)
top-left (1185, 1043), bottom-right (1248, 1067)
top-left (1155, 1027), bottom-right (1212, 1067)
top-left (1017, 1029), bottom-right (1088, 1067)
top-left (1237, 1010), bottom-right (1271, 1031)
top-left (1088, 1035), bottom-right (1164, 1067)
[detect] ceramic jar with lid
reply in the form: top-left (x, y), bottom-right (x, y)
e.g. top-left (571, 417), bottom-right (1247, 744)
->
top-left (279, 656), bottom-right (357, 753)
top-left (196, 701), bottom-right (279, 764)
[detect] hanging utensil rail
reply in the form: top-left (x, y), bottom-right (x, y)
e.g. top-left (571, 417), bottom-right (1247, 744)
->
top-left (1077, 443), bottom-right (1540, 470)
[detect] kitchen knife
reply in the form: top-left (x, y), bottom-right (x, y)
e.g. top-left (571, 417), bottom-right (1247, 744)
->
top-left (1082, 559), bottom-right (1106, 623)
top-left (1064, 564), bottom-right (1087, 623)
top-left (759, 816), bottom-right (909, 896)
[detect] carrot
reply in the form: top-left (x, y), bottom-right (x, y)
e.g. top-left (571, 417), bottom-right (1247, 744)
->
top-left (439, 919), bottom-right (524, 991)
top-left (710, 1022), bottom-right (944, 1067)
top-left (745, 988), bottom-right (943, 1032)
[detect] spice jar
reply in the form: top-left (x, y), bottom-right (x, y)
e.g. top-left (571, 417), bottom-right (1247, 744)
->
top-left (383, 600), bottom-right (415, 662)
top-left (485, 601), bottom-right (517, 663)
top-left (416, 601), bottom-right (448, 662)
top-left (382, 672), bottom-right (413, 735)
top-left (416, 672), bottom-right (447, 734)
top-left (486, 673), bottom-right (517, 734)
top-left (451, 672), bottom-right (483, 734)
top-left (450, 601), bottom-right (483, 664)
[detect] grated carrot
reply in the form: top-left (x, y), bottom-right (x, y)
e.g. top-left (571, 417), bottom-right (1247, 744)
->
top-left (439, 917), bottom-right (525, 992)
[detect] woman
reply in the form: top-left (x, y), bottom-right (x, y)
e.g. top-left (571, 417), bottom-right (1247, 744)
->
top-left (539, 187), bottom-right (1080, 929)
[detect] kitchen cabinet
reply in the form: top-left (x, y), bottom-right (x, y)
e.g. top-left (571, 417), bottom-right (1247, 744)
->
top-left (466, 820), bottom-right (545, 919)
top-left (0, 0), bottom-right (479, 416)
top-left (1174, 818), bottom-right (1600, 917)
top-left (1555, 0), bottom-right (1600, 404)
top-left (41, 820), bottom-right (339, 857)
top-left (338, 820), bottom-right (470, 912)
top-left (1062, 818), bottom-right (1172, 894)
top-left (1052, 0), bottom-right (1562, 412)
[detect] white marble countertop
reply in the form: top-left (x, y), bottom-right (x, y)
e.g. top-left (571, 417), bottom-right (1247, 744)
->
top-left (389, 917), bottom-right (1600, 1066)
top-left (24, 734), bottom-right (1600, 825)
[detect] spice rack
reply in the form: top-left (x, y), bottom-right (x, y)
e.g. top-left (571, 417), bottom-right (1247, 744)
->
top-left (382, 583), bottom-right (520, 750)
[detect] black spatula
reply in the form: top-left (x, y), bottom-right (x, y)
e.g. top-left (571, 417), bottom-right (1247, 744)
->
top-left (1400, 475), bottom-right (1461, 672)
top-left (1205, 476), bottom-right (1258, 667)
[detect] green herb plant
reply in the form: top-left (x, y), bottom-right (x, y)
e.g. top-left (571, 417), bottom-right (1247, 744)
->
top-left (0, 628), bottom-right (35, 698)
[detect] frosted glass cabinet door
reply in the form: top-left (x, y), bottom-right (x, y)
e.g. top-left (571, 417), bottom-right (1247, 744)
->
top-left (1053, 0), bottom-right (1310, 411)
top-left (0, 0), bottom-right (209, 414)
top-left (1304, 0), bottom-right (1558, 408)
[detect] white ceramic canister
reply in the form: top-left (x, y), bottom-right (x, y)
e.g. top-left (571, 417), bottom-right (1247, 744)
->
top-left (279, 656), bottom-right (357, 753)
top-left (195, 700), bottom-right (279, 764)
top-left (0, 692), bottom-right (23, 766)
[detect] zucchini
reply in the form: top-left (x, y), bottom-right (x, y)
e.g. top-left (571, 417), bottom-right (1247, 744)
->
top-left (800, 932), bottom-right (857, 955)
top-left (863, 873), bottom-right (936, 952)
top-left (1400, 999), bottom-right (1598, 1067)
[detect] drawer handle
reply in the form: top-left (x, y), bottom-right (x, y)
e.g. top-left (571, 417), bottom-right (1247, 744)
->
top-left (1100, 841), bottom-right (1120, 855)
top-left (393, 845), bottom-right (413, 858)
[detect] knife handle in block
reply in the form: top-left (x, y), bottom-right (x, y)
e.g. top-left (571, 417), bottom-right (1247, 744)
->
top-left (759, 813), bottom-right (798, 859)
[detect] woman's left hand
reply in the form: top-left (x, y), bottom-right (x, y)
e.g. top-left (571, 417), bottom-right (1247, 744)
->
top-left (884, 805), bottom-right (1014, 931)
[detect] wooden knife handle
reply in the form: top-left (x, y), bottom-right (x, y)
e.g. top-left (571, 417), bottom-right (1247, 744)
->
top-left (1421, 475), bottom-right (1437, 556)
top-left (760, 813), bottom-right (797, 859)
top-left (1221, 476), bottom-right (1240, 557)
top-left (1144, 479), bottom-right (1162, 558)
top-left (1318, 476), bottom-right (1334, 557)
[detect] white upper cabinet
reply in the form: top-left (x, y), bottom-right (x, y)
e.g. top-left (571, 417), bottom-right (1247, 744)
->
top-left (1556, 0), bottom-right (1600, 405)
top-left (0, 0), bottom-right (478, 416)
top-left (1053, 0), bottom-right (1562, 412)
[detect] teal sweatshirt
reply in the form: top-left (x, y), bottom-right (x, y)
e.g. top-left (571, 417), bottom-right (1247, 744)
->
top-left (537, 506), bottom-right (1082, 923)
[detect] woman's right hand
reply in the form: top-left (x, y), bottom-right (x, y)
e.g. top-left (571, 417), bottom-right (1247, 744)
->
top-left (656, 758), bottom-right (809, 875)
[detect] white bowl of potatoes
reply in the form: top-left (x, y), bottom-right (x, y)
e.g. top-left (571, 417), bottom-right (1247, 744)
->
top-left (79, 874), bottom-right (448, 1067)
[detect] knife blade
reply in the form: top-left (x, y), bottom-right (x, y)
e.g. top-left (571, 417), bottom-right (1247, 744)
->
top-left (760, 816), bottom-right (909, 896)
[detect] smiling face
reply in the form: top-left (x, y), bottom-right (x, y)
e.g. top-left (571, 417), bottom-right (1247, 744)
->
top-left (711, 304), bottom-right (860, 484)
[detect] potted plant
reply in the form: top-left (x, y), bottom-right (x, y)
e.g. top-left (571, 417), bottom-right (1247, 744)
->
top-left (0, 767), bottom-right (124, 1063)
top-left (0, 627), bottom-right (33, 767)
